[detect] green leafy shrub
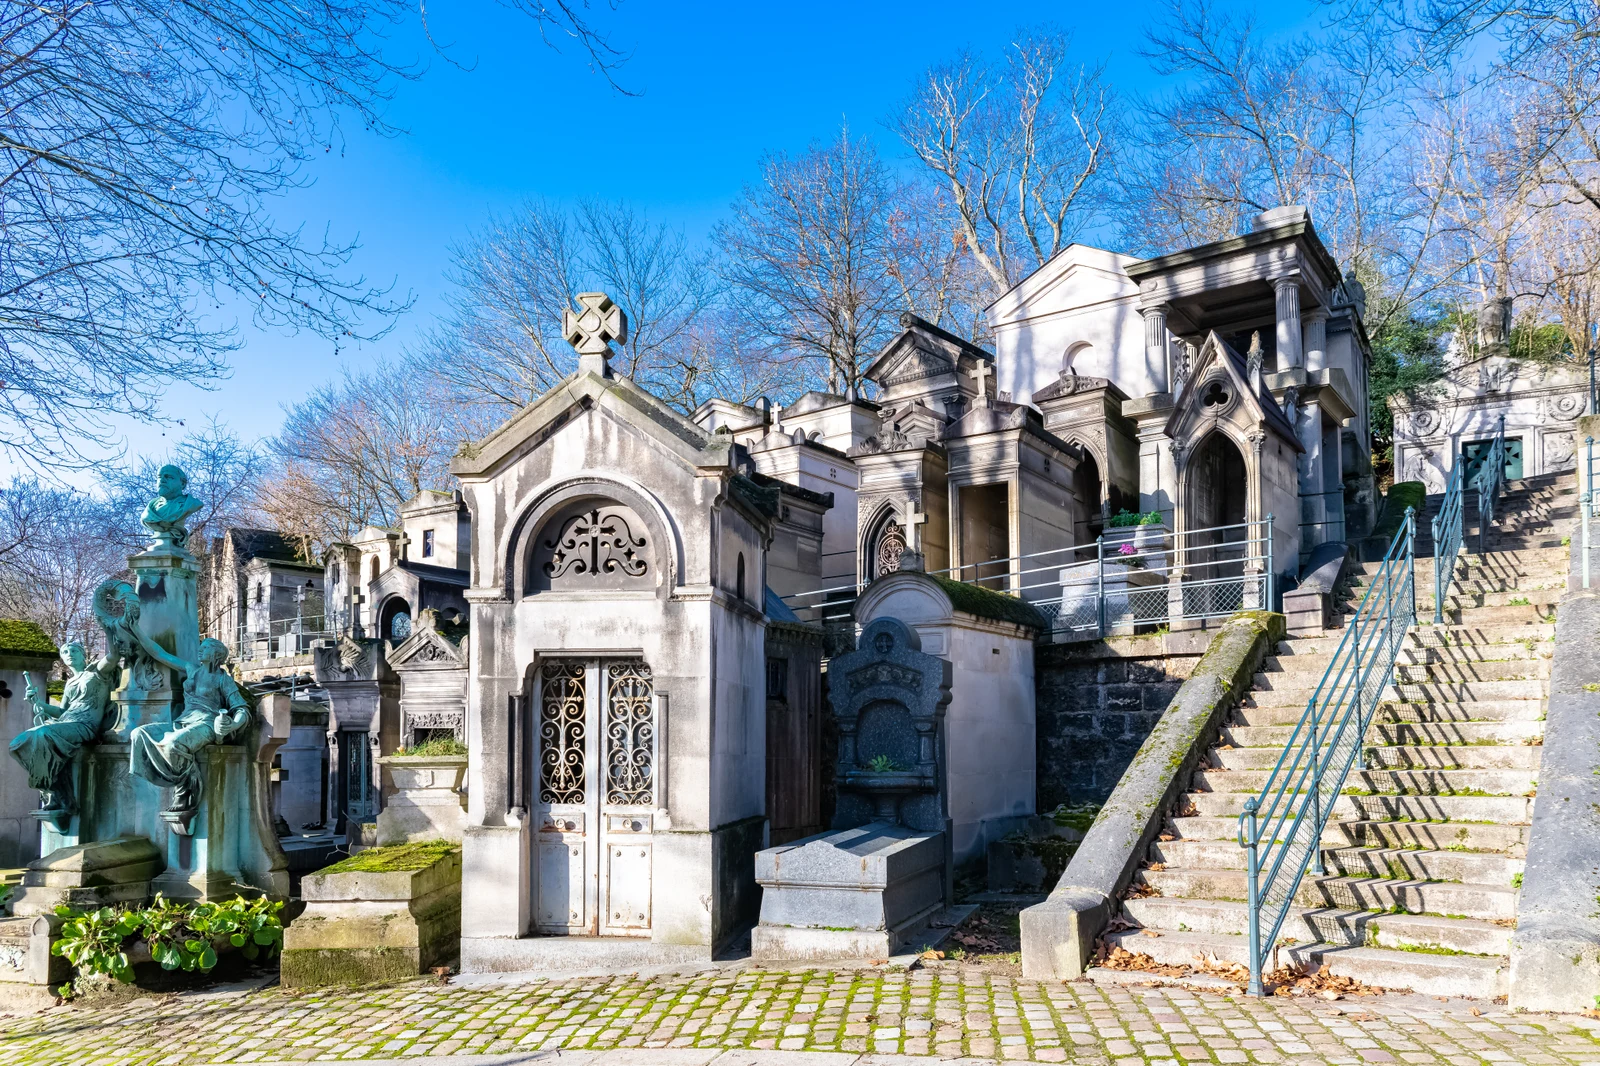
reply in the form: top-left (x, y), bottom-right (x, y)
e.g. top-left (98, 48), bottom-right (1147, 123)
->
top-left (865, 754), bottom-right (909, 773)
top-left (52, 894), bottom-right (284, 990)
top-left (1108, 509), bottom-right (1164, 528)
top-left (393, 736), bottom-right (468, 757)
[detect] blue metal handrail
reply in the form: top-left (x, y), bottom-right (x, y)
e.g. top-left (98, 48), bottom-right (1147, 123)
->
top-left (1475, 414), bottom-right (1508, 554)
top-left (1431, 463), bottom-right (1464, 625)
top-left (1237, 507), bottom-right (1416, 995)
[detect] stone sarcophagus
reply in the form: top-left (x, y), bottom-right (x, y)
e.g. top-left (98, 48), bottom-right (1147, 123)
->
top-left (752, 617), bottom-right (953, 961)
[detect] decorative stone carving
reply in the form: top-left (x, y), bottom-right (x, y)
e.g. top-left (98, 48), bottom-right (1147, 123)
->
top-left (875, 521), bottom-right (906, 577)
top-left (140, 464), bottom-right (204, 552)
top-left (127, 636), bottom-right (252, 835)
top-left (1550, 392), bottom-right (1586, 421)
top-left (563, 292), bottom-right (628, 377)
top-left (1545, 431), bottom-right (1576, 471)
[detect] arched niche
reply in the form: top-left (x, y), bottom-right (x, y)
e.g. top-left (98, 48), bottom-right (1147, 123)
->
top-left (525, 495), bottom-right (659, 594)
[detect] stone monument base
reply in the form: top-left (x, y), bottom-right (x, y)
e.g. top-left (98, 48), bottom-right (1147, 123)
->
top-left (373, 755), bottom-right (466, 846)
top-left (751, 823), bottom-right (947, 962)
top-left (281, 848), bottom-right (461, 986)
top-left (0, 914), bottom-right (68, 992)
top-left (8, 836), bottom-right (161, 916)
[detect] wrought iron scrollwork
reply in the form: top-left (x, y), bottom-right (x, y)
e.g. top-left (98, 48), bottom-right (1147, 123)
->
top-left (539, 660), bottom-right (587, 803)
top-left (544, 508), bottom-right (648, 580)
top-left (605, 662), bottom-right (654, 805)
top-left (875, 521), bottom-right (905, 577)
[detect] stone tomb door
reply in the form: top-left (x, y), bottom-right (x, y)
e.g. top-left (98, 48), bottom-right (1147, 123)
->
top-left (533, 658), bottom-right (656, 937)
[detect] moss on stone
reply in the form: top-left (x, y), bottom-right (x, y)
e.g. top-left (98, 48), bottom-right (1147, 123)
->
top-left (279, 946), bottom-right (422, 987)
top-left (931, 576), bottom-right (1048, 630)
top-left (1373, 481), bottom-right (1426, 540)
top-left (0, 619), bottom-right (56, 657)
top-left (319, 840), bottom-right (458, 875)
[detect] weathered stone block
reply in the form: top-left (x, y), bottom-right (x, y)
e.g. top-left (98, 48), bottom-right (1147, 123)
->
top-left (9, 836), bottom-right (160, 916)
top-left (752, 824), bottom-right (946, 961)
top-left (374, 756), bottom-right (466, 846)
top-left (281, 846), bottom-right (461, 986)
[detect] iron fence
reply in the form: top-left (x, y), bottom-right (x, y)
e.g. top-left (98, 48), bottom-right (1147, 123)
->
top-left (233, 615), bottom-right (333, 662)
top-left (1236, 507), bottom-right (1416, 996)
top-left (779, 517), bottom-right (1276, 639)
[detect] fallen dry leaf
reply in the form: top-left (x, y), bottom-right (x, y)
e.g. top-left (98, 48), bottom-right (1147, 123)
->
top-left (920, 949), bottom-right (945, 961)
top-left (1141, 929), bottom-right (1162, 938)
top-left (1098, 944), bottom-right (1189, 977)
top-left (1158, 833), bottom-right (1177, 842)
top-left (1471, 1007), bottom-right (1482, 1016)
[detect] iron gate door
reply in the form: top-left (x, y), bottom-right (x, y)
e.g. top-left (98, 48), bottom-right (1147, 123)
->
top-left (534, 658), bottom-right (656, 936)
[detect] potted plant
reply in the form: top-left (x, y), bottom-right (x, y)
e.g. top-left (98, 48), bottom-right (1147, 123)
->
top-left (374, 736), bottom-right (468, 846)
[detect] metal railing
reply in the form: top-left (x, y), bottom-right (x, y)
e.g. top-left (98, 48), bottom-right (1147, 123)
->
top-left (780, 517), bottom-right (1276, 639)
top-left (1474, 414), bottom-right (1508, 554)
top-left (1236, 507), bottom-right (1416, 996)
top-left (1431, 462), bottom-right (1464, 625)
top-left (234, 615), bottom-right (333, 662)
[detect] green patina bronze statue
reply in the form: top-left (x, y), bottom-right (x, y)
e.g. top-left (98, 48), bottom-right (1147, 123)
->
top-left (127, 634), bottom-right (252, 834)
top-left (141, 463), bottom-right (203, 550)
top-left (6, 582), bottom-right (141, 824)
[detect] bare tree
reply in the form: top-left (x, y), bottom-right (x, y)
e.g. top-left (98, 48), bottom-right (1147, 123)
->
top-left (0, 0), bottom-right (629, 469)
top-left (257, 359), bottom-right (469, 551)
top-left (716, 129), bottom-right (915, 396)
top-left (418, 199), bottom-right (758, 416)
top-left (895, 27), bottom-right (1115, 297)
top-left (0, 478), bottom-right (126, 647)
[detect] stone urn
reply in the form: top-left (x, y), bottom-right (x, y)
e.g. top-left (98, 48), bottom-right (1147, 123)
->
top-left (374, 755), bottom-right (467, 847)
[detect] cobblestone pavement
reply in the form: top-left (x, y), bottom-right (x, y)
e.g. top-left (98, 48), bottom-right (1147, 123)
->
top-left (5, 965), bottom-right (1600, 1066)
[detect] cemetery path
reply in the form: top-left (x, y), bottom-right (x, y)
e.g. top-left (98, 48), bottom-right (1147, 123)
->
top-left (4, 965), bottom-right (1600, 1065)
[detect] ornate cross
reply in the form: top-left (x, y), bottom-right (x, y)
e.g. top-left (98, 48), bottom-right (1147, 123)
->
top-left (563, 292), bottom-right (629, 377)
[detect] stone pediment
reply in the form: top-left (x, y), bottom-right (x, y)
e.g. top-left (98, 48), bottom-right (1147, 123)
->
top-left (863, 314), bottom-right (994, 400)
top-left (1164, 331), bottom-right (1302, 452)
top-left (1030, 370), bottom-right (1125, 404)
top-left (389, 624), bottom-right (466, 670)
top-left (450, 369), bottom-right (734, 483)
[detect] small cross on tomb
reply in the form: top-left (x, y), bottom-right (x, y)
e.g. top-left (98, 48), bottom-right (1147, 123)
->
top-left (563, 292), bottom-right (630, 377)
top-left (968, 360), bottom-right (995, 408)
top-left (901, 499), bottom-right (928, 550)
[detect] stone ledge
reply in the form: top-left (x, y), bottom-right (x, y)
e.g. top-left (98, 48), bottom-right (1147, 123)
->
top-left (1508, 525), bottom-right (1599, 1012)
top-left (1019, 610), bottom-right (1285, 979)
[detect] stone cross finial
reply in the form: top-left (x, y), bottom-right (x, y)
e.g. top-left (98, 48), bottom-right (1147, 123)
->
top-left (968, 361), bottom-right (995, 408)
top-left (898, 498), bottom-right (929, 572)
top-left (563, 292), bottom-right (629, 378)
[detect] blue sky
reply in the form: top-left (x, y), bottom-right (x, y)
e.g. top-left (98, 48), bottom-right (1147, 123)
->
top-left (98, 0), bottom-right (1320, 466)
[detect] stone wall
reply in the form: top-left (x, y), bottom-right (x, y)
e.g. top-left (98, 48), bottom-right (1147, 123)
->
top-left (1034, 630), bottom-right (1214, 809)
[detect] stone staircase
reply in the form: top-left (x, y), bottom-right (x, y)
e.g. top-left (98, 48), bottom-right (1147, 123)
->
top-left (1094, 473), bottom-right (1574, 997)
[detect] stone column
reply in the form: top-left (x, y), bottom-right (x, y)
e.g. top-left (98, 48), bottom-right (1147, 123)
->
top-left (1302, 308), bottom-right (1328, 372)
top-left (1141, 304), bottom-right (1171, 394)
top-left (1274, 277), bottom-right (1303, 371)
top-left (1296, 400), bottom-right (1325, 551)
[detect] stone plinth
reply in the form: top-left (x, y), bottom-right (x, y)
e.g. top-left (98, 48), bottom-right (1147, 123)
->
top-left (752, 823), bottom-right (946, 961)
top-left (1, 639), bottom-right (62, 868)
top-left (0, 914), bottom-right (67, 990)
top-left (374, 756), bottom-right (466, 846)
top-left (8, 836), bottom-right (160, 916)
top-left (281, 847), bottom-right (461, 986)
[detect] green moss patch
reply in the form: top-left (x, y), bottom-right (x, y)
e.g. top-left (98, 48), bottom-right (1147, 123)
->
top-left (320, 841), bottom-right (458, 875)
top-left (1373, 481), bottom-right (1426, 540)
top-left (392, 737), bottom-right (468, 757)
top-left (931, 576), bottom-right (1048, 630)
top-left (0, 618), bottom-right (56, 657)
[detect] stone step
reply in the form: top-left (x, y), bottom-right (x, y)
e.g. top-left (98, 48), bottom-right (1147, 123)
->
top-left (1272, 629), bottom-right (1555, 660)
top-left (1122, 897), bottom-right (1514, 956)
top-left (1225, 719), bottom-right (1542, 747)
top-left (1262, 654), bottom-right (1551, 679)
top-left (1185, 789), bottom-right (1534, 823)
top-left (1210, 743), bottom-right (1542, 771)
top-left (1406, 623), bottom-right (1557, 646)
top-left (1096, 929), bottom-right (1508, 998)
top-left (1379, 699), bottom-right (1546, 722)
top-left (1167, 816), bottom-right (1530, 855)
top-left (1151, 841), bottom-right (1523, 884)
top-left (1354, 547), bottom-right (1569, 571)
top-left (1244, 677), bottom-right (1546, 706)
top-left (1190, 766), bottom-right (1535, 797)
top-left (1430, 603), bottom-right (1558, 625)
top-left (1137, 866), bottom-right (1518, 920)
top-left (1230, 700), bottom-right (1544, 727)
top-left (1416, 591), bottom-right (1563, 612)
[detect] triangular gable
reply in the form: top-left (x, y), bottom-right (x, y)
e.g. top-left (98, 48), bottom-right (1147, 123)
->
top-left (389, 624), bottom-right (466, 669)
top-left (986, 244), bottom-right (1142, 322)
top-left (1165, 331), bottom-right (1302, 450)
top-left (451, 368), bottom-right (734, 482)
top-left (863, 313), bottom-right (992, 388)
